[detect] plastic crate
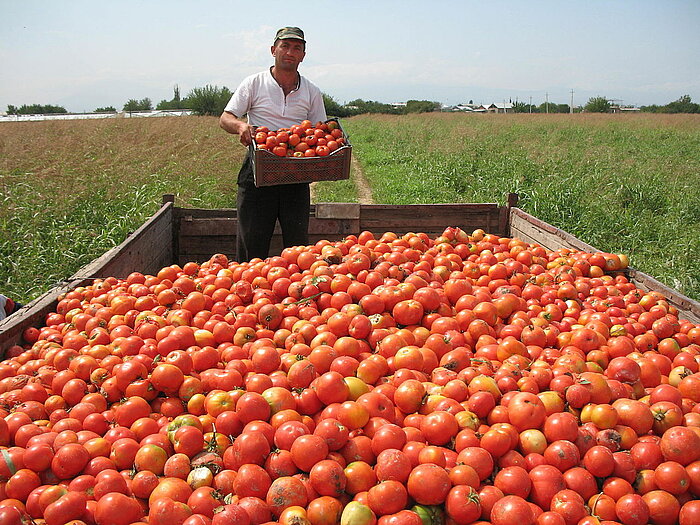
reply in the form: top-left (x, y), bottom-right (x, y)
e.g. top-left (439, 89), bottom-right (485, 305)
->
top-left (250, 119), bottom-right (352, 187)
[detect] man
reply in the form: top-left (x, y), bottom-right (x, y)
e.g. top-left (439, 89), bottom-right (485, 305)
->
top-left (0, 294), bottom-right (22, 321)
top-left (220, 26), bottom-right (327, 262)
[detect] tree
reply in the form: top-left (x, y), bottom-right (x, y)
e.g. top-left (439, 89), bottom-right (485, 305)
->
top-left (345, 99), bottom-right (399, 115)
top-left (157, 85), bottom-right (190, 110)
top-left (323, 93), bottom-right (351, 118)
top-left (585, 96), bottom-right (611, 113)
top-left (404, 100), bottom-right (441, 114)
top-left (123, 98), bottom-right (152, 112)
top-left (641, 95), bottom-right (699, 113)
top-left (513, 101), bottom-right (538, 113)
top-left (184, 85), bottom-right (232, 116)
top-left (665, 95), bottom-right (699, 114)
top-left (6, 104), bottom-right (67, 114)
top-left (94, 106), bottom-right (116, 113)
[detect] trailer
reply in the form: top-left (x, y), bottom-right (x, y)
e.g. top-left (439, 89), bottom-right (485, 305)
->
top-left (1, 193), bottom-right (699, 355)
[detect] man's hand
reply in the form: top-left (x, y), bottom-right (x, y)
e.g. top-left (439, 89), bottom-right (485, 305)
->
top-left (219, 111), bottom-right (254, 146)
top-left (238, 124), bottom-right (254, 147)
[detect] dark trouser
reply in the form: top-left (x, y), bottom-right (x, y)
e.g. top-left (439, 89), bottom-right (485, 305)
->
top-left (236, 155), bottom-right (310, 261)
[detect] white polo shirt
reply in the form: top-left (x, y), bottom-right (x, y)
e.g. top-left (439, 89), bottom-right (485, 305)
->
top-left (224, 68), bottom-right (327, 130)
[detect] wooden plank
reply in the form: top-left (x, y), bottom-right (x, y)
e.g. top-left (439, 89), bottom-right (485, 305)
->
top-left (510, 214), bottom-right (574, 251)
top-left (310, 218), bottom-right (360, 237)
top-left (1, 202), bottom-right (175, 355)
top-left (509, 208), bottom-right (598, 252)
top-left (178, 236), bottom-right (236, 256)
top-left (94, 213), bottom-right (173, 278)
top-left (359, 204), bottom-right (504, 235)
top-left (178, 217), bottom-right (360, 239)
top-left (316, 203), bottom-right (361, 220)
top-left (628, 270), bottom-right (700, 324)
top-left (180, 218), bottom-right (236, 237)
top-left (173, 209), bottom-right (237, 221)
top-left (270, 237), bottom-right (284, 257)
top-left (362, 204), bottom-right (501, 215)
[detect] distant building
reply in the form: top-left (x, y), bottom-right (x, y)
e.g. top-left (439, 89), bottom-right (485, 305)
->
top-left (0, 109), bottom-right (193, 123)
top-left (607, 99), bottom-right (640, 113)
top-left (609, 104), bottom-right (640, 113)
top-left (481, 103), bottom-right (513, 114)
top-left (450, 104), bottom-right (485, 112)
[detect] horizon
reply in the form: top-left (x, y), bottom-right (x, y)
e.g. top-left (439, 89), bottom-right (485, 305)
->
top-left (1, 0), bottom-right (699, 113)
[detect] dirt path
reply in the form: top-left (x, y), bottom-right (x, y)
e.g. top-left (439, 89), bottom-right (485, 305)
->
top-left (351, 154), bottom-right (374, 204)
top-left (311, 154), bottom-right (374, 204)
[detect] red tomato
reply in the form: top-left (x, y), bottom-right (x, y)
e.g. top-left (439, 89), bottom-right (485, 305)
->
top-left (51, 443), bottom-right (90, 480)
top-left (149, 496), bottom-right (194, 525)
top-left (95, 492), bottom-right (144, 525)
top-left (187, 486), bottom-right (224, 518)
top-left (507, 392), bottom-right (547, 432)
top-left (615, 494), bottom-right (650, 525)
top-left (309, 459), bottom-right (346, 497)
top-left (490, 495), bottom-right (535, 525)
top-left (406, 463), bottom-right (451, 505)
top-left (375, 449), bottom-right (412, 483)
top-left (266, 476), bottom-right (308, 517)
top-left (44, 492), bottom-right (88, 525)
top-left (290, 434), bottom-right (329, 472)
top-left (660, 426), bottom-right (700, 465)
top-left (367, 480), bottom-right (408, 516)
top-left (494, 466), bottom-right (531, 499)
top-left (642, 490), bottom-right (681, 525)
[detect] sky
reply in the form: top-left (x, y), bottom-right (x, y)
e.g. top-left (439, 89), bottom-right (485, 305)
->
top-left (1, 0), bottom-right (699, 113)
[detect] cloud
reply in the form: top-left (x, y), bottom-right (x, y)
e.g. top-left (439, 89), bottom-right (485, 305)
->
top-left (221, 25), bottom-right (275, 66)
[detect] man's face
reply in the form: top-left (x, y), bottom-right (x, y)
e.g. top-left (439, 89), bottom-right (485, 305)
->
top-left (271, 38), bottom-right (305, 71)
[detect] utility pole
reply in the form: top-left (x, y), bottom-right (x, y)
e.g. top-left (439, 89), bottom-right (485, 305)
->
top-left (529, 96), bottom-right (532, 114)
top-left (570, 89), bottom-right (575, 114)
top-left (545, 92), bottom-right (549, 114)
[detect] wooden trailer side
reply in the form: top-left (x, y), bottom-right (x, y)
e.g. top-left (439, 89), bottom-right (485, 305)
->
top-left (509, 207), bottom-right (700, 324)
top-left (0, 201), bottom-right (175, 355)
top-left (173, 201), bottom-right (508, 266)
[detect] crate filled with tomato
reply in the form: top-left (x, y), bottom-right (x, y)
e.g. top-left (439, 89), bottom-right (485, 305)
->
top-left (1, 226), bottom-right (700, 525)
top-left (250, 119), bottom-right (351, 187)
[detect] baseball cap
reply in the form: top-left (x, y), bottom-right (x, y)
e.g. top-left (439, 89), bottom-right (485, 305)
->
top-left (274, 27), bottom-right (305, 43)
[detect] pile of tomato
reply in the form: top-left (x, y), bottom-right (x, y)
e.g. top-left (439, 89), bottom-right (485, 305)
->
top-left (254, 120), bottom-right (346, 158)
top-left (1, 226), bottom-right (700, 525)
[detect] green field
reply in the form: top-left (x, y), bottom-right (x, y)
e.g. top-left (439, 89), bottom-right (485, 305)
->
top-left (1, 113), bottom-right (699, 303)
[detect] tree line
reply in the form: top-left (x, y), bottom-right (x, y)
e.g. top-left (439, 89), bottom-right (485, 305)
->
top-left (640, 95), bottom-right (700, 114)
top-left (103, 85), bottom-right (234, 116)
top-left (5, 90), bottom-right (699, 117)
top-left (6, 104), bottom-right (69, 115)
top-left (3, 85), bottom-right (234, 117)
top-left (579, 95), bottom-right (700, 114)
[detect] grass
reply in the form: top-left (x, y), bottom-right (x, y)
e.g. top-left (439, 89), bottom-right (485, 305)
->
top-left (1, 113), bottom-right (699, 303)
top-left (313, 176), bottom-right (359, 203)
